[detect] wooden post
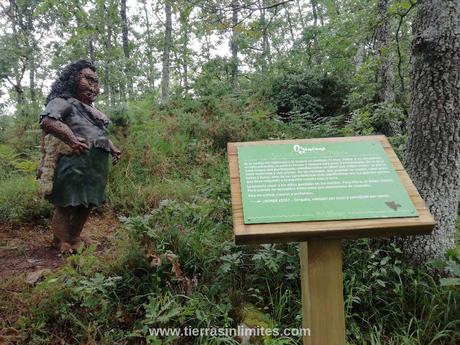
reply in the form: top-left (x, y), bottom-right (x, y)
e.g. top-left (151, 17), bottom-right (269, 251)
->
top-left (299, 240), bottom-right (345, 345)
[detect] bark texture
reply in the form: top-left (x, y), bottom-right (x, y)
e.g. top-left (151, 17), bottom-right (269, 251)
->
top-left (142, 0), bottom-right (155, 90)
top-left (354, 43), bottom-right (365, 71)
top-left (231, 0), bottom-right (239, 89)
top-left (8, 0), bottom-right (26, 114)
top-left (179, 6), bottom-right (190, 93)
top-left (403, 0), bottom-right (460, 262)
top-left (102, 2), bottom-right (113, 106)
top-left (161, 1), bottom-right (172, 105)
top-left (311, 0), bottom-right (318, 27)
top-left (259, 0), bottom-right (271, 72)
top-left (120, 0), bottom-right (133, 98)
top-left (374, 0), bottom-right (400, 136)
top-left (375, 0), bottom-right (395, 103)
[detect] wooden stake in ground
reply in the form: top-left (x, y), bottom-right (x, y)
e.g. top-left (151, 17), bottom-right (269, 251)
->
top-left (300, 240), bottom-right (344, 344)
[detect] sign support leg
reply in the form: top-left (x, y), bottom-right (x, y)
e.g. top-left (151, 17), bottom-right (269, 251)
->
top-left (299, 240), bottom-right (345, 345)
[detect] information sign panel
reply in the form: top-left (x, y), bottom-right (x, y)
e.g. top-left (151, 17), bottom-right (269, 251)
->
top-left (229, 136), bottom-right (435, 345)
top-left (238, 140), bottom-right (417, 224)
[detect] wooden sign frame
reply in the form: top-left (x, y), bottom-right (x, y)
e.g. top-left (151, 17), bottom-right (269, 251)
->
top-left (228, 135), bottom-right (435, 245)
top-left (228, 135), bottom-right (435, 345)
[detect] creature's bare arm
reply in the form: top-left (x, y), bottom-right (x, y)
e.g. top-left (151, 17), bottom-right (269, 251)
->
top-left (40, 116), bottom-right (89, 154)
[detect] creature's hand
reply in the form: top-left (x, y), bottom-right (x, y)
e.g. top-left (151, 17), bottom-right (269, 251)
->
top-left (111, 146), bottom-right (121, 165)
top-left (71, 138), bottom-right (90, 155)
top-left (41, 116), bottom-right (87, 155)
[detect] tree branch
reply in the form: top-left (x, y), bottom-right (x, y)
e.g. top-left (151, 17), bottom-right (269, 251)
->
top-left (262, 0), bottom-right (293, 11)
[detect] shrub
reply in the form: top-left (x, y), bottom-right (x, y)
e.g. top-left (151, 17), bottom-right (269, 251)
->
top-left (270, 69), bottom-right (349, 122)
top-left (343, 102), bottom-right (406, 137)
top-left (344, 239), bottom-right (460, 344)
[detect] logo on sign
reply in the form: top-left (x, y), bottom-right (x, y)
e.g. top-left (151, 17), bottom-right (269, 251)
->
top-left (293, 144), bottom-right (326, 154)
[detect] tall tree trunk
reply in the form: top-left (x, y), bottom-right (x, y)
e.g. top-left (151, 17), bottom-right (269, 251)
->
top-left (180, 8), bottom-right (190, 93)
top-left (375, 0), bottom-right (395, 103)
top-left (231, 0), bottom-right (239, 89)
top-left (354, 43), bottom-right (365, 71)
top-left (182, 34), bottom-right (189, 92)
top-left (402, 0), bottom-right (460, 263)
top-left (89, 38), bottom-right (95, 62)
top-left (316, 0), bottom-right (324, 26)
top-left (120, 0), bottom-right (133, 99)
top-left (9, 0), bottom-right (25, 115)
top-left (25, 2), bottom-right (36, 108)
top-left (161, 1), bottom-right (172, 105)
top-left (82, 8), bottom-right (95, 61)
top-left (259, 0), bottom-right (271, 72)
top-left (374, 0), bottom-right (399, 136)
top-left (308, 0), bottom-right (319, 64)
top-left (286, 7), bottom-right (296, 43)
top-left (102, 2), bottom-right (113, 106)
top-left (142, 0), bottom-right (155, 90)
top-left (120, 0), bottom-right (129, 60)
top-left (174, 49), bottom-right (183, 88)
top-left (101, 1), bottom-right (115, 106)
top-left (311, 0), bottom-right (318, 27)
top-left (29, 51), bottom-right (36, 106)
top-left (296, 0), bottom-right (306, 30)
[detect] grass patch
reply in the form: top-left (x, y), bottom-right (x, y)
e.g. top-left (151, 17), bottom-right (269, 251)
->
top-left (0, 175), bottom-right (52, 223)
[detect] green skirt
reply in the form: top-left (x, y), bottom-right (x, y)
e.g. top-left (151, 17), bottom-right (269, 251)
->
top-left (48, 148), bottom-right (109, 207)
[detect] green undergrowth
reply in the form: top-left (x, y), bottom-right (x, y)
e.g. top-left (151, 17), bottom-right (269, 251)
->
top-left (0, 175), bottom-right (52, 222)
top-left (0, 118), bottom-right (51, 223)
top-left (18, 198), bottom-right (460, 344)
top-left (1, 95), bottom-right (459, 344)
top-left (105, 95), bottom-right (320, 215)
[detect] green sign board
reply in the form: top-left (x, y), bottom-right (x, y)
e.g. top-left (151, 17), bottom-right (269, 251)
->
top-left (238, 141), bottom-right (417, 224)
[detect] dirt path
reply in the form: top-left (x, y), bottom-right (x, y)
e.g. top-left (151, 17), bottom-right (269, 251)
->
top-left (0, 208), bottom-right (121, 281)
top-left (0, 208), bottom-right (122, 335)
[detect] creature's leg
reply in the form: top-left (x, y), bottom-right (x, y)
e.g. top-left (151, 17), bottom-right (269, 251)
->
top-left (51, 207), bottom-right (69, 246)
top-left (51, 206), bottom-right (92, 252)
top-left (69, 205), bottom-right (92, 249)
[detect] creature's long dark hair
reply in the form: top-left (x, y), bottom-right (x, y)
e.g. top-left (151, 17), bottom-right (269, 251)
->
top-left (45, 59), bottom-right (96, 105)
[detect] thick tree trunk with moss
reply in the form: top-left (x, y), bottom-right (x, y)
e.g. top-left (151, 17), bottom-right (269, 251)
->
top-left (402, 0), bottom-right (460, 262)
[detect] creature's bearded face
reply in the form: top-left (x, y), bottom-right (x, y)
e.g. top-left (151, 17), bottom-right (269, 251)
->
top-left (77, 67), bottom-right (100, 105)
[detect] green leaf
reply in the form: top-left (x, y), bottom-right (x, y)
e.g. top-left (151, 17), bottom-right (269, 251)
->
top-left (440, 278), bottom-right (460, 287)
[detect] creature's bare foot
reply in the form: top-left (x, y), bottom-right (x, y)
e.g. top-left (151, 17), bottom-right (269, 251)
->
top-left (59, 242), bottom-right (75, 255)
top-left (60, 241), bottom-right (83, 254)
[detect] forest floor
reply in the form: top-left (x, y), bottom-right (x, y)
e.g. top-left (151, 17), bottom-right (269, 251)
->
top-left (0, 208), bottom-right (121, 332)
